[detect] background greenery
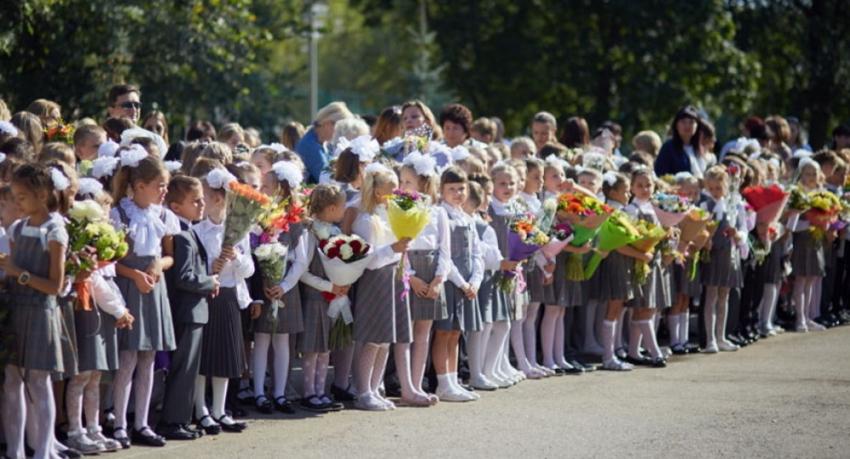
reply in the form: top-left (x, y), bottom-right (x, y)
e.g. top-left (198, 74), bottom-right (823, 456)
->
top-left (1, 0), bottom-right (848, 149)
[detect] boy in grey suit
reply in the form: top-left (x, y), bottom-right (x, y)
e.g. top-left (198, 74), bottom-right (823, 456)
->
top-left (157, 177), bottom-right (220, 440)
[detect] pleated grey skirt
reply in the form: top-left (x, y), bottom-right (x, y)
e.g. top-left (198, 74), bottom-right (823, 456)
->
top-left (254, 272), bottom-right (304, 335)
top-left (353, 263), bottom-right (412, 344)
top-left (200, 288), bottom-right (246, 378)
top-left (435, 282), bottom-right (482, 332)
top-left (407, 250), bottom-right (448, 322)
top-left (628, 259), bottom-right (661, 309)
top-left (552, 252), bottom-right (583, 307)
top-left (791, 231), bottom-right (825, 277)
top-left (701, 246), bottom-right (744, 288)
top-left (298, 285), bottom-right (331, 354)
top-left (490, 271), bottom-right (514, 322)
top-left (526, 261), bottom-right (555, 304)
top-left (57, 297), bottom-right (79, 378)
top-left (477, 270), bottom-right (496, 323)
top-left (10, 294), bottom-right (64, 373)
top-left (592, 252), bottom-right (634, 303)
top-left (674, 260), bottom-right (702, 298)
top-left (74, 307), bottom-right (119, 373)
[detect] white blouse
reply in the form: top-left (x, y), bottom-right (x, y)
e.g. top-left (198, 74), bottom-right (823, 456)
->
top-left (300, 220), bottom-right (340, 293)
top-left (111, 198), bottom-right (179, 257)
top-left (521, 192), bottom-right (541, 215)
top-left (192, 218), bottom-right (254, 288)
top-left (476, 217), bottom-right (503, 271)
top-left (408, 206), bottom-right (452, 281)
top-left (351, 204), bottom-right (401, 270)
top-left (278, 226), bottom-right (310, 294)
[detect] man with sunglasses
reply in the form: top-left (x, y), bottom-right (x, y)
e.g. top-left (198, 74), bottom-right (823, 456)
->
top-left (107, 84), bottom-right (142, 124)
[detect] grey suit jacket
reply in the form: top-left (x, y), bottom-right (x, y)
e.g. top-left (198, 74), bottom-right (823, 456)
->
top-left (167, 222), bottom-right (217, 324)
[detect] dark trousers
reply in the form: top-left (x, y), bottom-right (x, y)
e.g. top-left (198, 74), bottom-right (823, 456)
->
top-left (159, 322), bottom-right (204, 425)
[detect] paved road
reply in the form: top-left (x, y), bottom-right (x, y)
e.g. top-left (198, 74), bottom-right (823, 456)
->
top-left (117, 326), bottom-right (850, 459)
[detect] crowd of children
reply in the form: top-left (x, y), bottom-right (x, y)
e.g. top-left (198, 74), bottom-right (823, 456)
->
top-left (1, 95), bottom-right (849, 458)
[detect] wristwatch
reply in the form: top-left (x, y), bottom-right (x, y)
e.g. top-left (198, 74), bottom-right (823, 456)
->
top-left (17, 271), bottom-right (31, 286)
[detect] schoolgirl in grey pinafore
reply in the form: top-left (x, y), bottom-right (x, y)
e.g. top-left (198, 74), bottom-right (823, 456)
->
top-left (408, 207), bottom-right (448, 322)
top-left (298, 227), bottom-right (333, 354)
top-left (474, 218), bottom-right (498, 323)
top-left (790, 215), bottom-right (826, 278)
top-left (352, 208), bottom-right (412, 344)
top-left (112, 199), bottom-right (177, 352)
top-left (625, 200), bottom-right (664, 309)
top-left (74, 266), bottom-right (121, 373)
top-left (587, 201), bottom-right (633, 303)
top-left (254, 222), bottom-right (306, 335)
top-left (8, 216), bottom-right (68, 372)
top-left (486, 204), bottom-right (515, 321)
top-left (434, 203), bottom-right (482, 332)
top-left (700, 196), bottom-right (744, 288)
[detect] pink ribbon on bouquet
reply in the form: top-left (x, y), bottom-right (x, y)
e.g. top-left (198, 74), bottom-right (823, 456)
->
top-left (516, 265), bottom-right (527, 294)
top-left (400, 252), bottom-right (411, 300)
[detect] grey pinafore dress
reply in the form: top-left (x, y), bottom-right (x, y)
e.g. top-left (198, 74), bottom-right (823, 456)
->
top-left (254, 222), bottom-right (305, 335)
top-left (434, 211), bottom-right (482, 332)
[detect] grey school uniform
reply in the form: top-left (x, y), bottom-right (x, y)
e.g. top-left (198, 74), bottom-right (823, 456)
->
top-left (487, 205), bottom-right (514, 322)
top-left (56, 295), bottom-right (79, 378)
top-left (353, 263), bottom-right (411, 344)
top-left (298, 237), bottom-right (332, 354)
top-left (791, 219), bottom-right (826, 278)
top-left (625, 204), bottom-right (665, 309)
top-left (434, 211), bottom-right (482, 332)
top-left (113, 206), bottom-right (176, 352)
top-left (199, 287), bottom-right (246, 378)
top-left (592, 251), bottom-right (634, 302)
top-left (74, 304), bottom-right (119, 373)
top-left (254, 223), bottom-right (305, 335)
top-left (8, 217), bottom-right (67, 372)
top-left (761, 237), bottom-right (785, 285)
top-left (526, 257), bottom-right (556, 304)
top-left (408, 250), bottom-right (448, 321)
top-left (552, 251), bottom-right (583, 306)
top-left (474, 220), bottom-right (498, 323)
top-left (700, 197), bottom-right (744, 289)
top-left (673, 257), bottom-right (702, 298)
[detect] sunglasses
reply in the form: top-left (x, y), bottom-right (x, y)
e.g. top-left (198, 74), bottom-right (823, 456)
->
top-left (117, 102), bottom-right (141, 110)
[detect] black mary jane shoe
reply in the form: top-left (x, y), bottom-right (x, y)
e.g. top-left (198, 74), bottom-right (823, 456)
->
top-left (651, 357), bottom-right (667, 368)
top-left (274, 396), bottom-right (297, 414)
top-left (196, 415), bottom-right (222, 436)
top-left (216, 415), bottom-right (247, 433)
top-left (318, 394), bottom-right (345, 411)
top-left (255, 395), bottom-right (274, 414)
top-left (624, 354), bottom-right (653, 366)
top-left (330, 384), bottom-right (357, 402)
top-left (131, 426), bottom-right (166, 447)
top-left (112, 427), bottom-right (131, 450)
top-left (684, 343), bottom-right (701, 354)
top-left (670, 344), bottom-right (688, 356)
top-left (300, 395), bottom-right (332, 413)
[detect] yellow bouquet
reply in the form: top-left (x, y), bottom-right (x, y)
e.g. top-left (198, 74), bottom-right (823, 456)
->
top-left (386, 189), bottom-right (432, 277)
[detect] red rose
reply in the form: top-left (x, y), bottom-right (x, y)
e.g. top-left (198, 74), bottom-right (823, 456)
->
top-left (349, 239), bottom-right (362, 253)
top-left (327, 246), bottom-right (340, 259)
top-left (319, 239), bottom-right (329, 249)
top-left (334, 238), bottom-right (345, 247)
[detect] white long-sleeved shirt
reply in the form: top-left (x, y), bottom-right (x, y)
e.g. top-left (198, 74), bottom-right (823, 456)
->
top-left (299, 220), bottom-right (339, 293)
top-left (351, 204), bottom-right (401, 270)
top-left (521, 191), bottom-right (541, 215)
top-left (408, 206), bottom-right (452, 282)
top-left (278, 226), bottom-right (310, 294)
top-left (193, 219), bottom-right (254, 288)
top-left (441, 202), bottom-right (484, 289)
top-left (477, 219), bottom-right (503, 271)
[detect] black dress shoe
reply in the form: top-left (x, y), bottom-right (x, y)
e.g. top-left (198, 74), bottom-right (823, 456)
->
top-left (112, 427), bottom-right (131, 450)
top-left (255, 395), bottom-right (274, 414)
top-left (182, 424), bottom-right (203, 437)
top-left (671, 344), bottom-right (688, 355)
top-left (300, 395), bottom-right (333, 412)
top-left (330, 384), bottom-right (357, 402)
top-left (59, 448), bottom-right (82, 459)
top-left (624, 355), bottom-right (652, 366)
top-left (195, 415), bottom-right (221, 436)
top-left (216, 415), bottom-right (247, 433)
top-left (651, 357), bottom-right (667, 368)
top-left (684, 343), bottom-right (701, 353)
top-left (156, 423), bottom-right (198, 440)
top-left (131, 427), bottom-right (166, 447)
top-left (273, 396), bottom-right (296, 414)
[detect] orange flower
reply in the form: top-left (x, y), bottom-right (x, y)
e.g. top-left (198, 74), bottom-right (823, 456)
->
top-left (229, 181), bottom-right (271, 205)
top-left (567, 203), bottom-right (583, 214)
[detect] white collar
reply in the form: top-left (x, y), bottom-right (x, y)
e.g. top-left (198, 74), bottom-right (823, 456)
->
top-left (490, 197), bottom-right (518, 216)
top-left (631, 197), bottom-right (653, 212)
top-left (440, 201), bottom-right (471, 223)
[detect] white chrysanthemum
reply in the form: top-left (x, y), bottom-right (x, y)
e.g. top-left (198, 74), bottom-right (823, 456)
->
top-left (206, 168), bottom-right (237, 190)
top-left (78, 178), bottom-right (104, 197)
top-left (69, 200), bottom-right (105, 222)
top-left (271, 161), bottom-right (303, 189)
top-left (92, 157), bottom-right (120, 179)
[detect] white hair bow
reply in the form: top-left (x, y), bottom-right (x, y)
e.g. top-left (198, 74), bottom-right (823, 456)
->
top-left (164, 160), bottom-right (182, 173)
top-left (78, 178), bottom-right (104, 197)
top-left (349, 135), bottom-right (380, 162)
top-left (674, 171), bottom-right (694, 182)
top-left (98, 140), bottom-right (120, 158)
top-left (119, 127), bottom-right (168, 157)
top-left (404, 151), bottom-right (438, 177)
top-left (544, 154), bottom-right (568, 170)
top-left (792, 149), bottom-right (812, 159)
top-left (0, 121), bottom-right (18, 137)
top-left (271, 161), bottom-right (303, 189)
top-left (120, 145), bottom-right (148, 168)
top-left (50, 167), bottom-right (70, 192)
top-left (92, 157), bottom-right (120, 179)
top-left (450, 145), bottom-right (470, 162)
top-left (206, 168), bottom-right (237, 190)
top-left (364, 162), bottom-right (390, 175)
top-left (602, 170), bottom-right (618, 186)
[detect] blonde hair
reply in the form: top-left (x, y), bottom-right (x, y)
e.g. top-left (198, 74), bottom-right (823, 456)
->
top-left (490, 163), bottom-right (519, 182)
top-left (401, 163), bottom-right (438, 202)
top-left (315, 102), bottom-right (354, 127)
top-left (510, 136), bottom-right (536, 158)
top-left (457, 156), bottom-right (486, 176)
top-left (704, 164), bottom-right (729, 186)
top-left (631, 131), bottom-right (663, 156)
top-left (674, 173), bottom-right (699, 188)
top-left (505, 158), bottom-right (527, 178)
top-left (38, 142), bottom-right (76, 166)
top-left (360, 168), bottom-right (397, 214)
top-left (217, 123), bottom-right (244, 145)
top-left (201, 141), bottom-right (233, 165)
top-left (331, 118), bottom-right (370, 146)
top-left (308, 182), bottom-right (346, 217)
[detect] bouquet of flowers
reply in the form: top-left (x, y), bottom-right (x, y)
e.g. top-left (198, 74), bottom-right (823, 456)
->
top-left (385, 189), bottom-right (432, 277)
top-left (537, 222), bottom-right (574, 260)
top-left (497, 213), bottom-right (549, 293)
top-left (317, 234), bottom-right (373, 350)
top-left (225, 181), bottom-right (271, 247)
top-left (557, 193), bottom-right (612, 280)
top-left (651, 193), bottom-right (691, 228)
top-left (583, 211), bottom-right (643, 279)
top-left (44, 118), bottom-right (75, 144)
top-left (254, 242), bottom-right (288, 333)
top-left (806, 190), bottom-right (841, 240)
top-left (66, 200), bottom-right (129, 310)
top-left (786, 186), bottom-right (811, 213)
top-left (630, 220), bottom-right (667, 285)
top-left (678, 207), bottom-right (712, 243)
top-left (255, 199), bottom-right (303, 245)
top-left (742, 184), bottom-right (790, 225)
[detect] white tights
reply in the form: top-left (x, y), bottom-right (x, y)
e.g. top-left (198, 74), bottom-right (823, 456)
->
top-left (66, 370), bottom-right (103, 432)
top-left (113, 350), bottom-right (156, 432)
top-left (759, 283), bottom-right (779, 331)
top-left (253, 333), bottom-right (290, 399)
top-left (467, 323), bottom-right (491, 381)
top-left (194, 376), bottom-right (229, 420)
top-left (483, 321), bottom-right (510, 380)
top-left (302, 352), bottom-right (330, 397)
top-left (3, 366), bottom-right (56, 459)
top-left (540, 306), bottom-right (567, 368)
top-left (704, 286), bottom-right (731, 347)
top-left (355, 343), bottom-right (389, 398)
top-left (523, 302), bottom-right (542, 368)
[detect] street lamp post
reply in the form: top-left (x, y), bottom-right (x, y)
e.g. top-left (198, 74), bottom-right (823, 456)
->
top-left (309, 1), bottom-right (329, 119)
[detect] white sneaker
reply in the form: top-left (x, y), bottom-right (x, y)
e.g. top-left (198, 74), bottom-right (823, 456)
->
top-left (469, 376), bottom-right (498, 391)
top-left (717, 341), bottom-right (740, 352)
top-left (437, 387), bottom-right (477, 402)
top-left (354, 393), bottom-right (390, 411)
top-left (703, 342), bottom-right (719, 354)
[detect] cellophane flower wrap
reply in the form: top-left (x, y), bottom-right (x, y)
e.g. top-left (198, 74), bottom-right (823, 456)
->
top-left (254, 242), bottom-right (288, 332)
top-left (224, 181), bottom-right (271, 247)
top-left (651, 193), bottom-right (691, 228)
top-left (557, 193), bottom-right (612, 280)
top-left (630, 220), bottom-right (667, 285)
top-left (537, 222), bottom-right (574, 260)
top-left (677, 207), bottom-right (713, 280)
top-left (742, 184), bottom-right (790, 225)
top-left (583, 211), bottom-right (643, 279)
top-left (497, 212), bottom-right (549, 293)
top-left (66, 200), bottom-right (129, 310)
top-left (806, 190), bottom-right (841, 240)
top-left (317, 234), bottom-right (372, 350)
top-left (385, 189), bottom-right (432, 277)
